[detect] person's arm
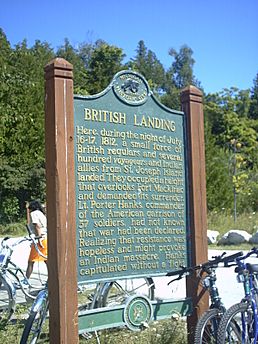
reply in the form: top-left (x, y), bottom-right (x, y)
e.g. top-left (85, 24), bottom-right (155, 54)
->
top-left (26, 202), bottom-right (31, 224)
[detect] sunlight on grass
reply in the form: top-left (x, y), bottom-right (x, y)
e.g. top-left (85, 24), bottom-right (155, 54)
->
top-left (208, 210), bottom-right (258, 235)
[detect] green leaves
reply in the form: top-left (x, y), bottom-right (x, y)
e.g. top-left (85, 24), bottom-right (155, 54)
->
top-left (205, 84), bottom-right (258, 214)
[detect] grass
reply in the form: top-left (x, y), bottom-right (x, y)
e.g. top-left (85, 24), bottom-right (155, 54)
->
top-left (208, 210), bottom-right (258, 236)
top-left (209, 242), bottom-right (255, 250)
top-left (81, 319), bottom-right (187, 344)
top-left (0, 305), bottom-right (27, 343)
top-left (0, 317), bottom-right (187, 344)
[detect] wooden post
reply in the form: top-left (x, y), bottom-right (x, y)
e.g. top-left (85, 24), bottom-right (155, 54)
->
top-left (180, 86), bottom-right (209, 342)
top-left (44, 58), bottom-right (78, 344)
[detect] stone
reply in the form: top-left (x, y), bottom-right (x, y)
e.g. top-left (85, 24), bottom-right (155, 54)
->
top-left (207, 230), bottom-right (220, 244)
top-left (218, 230), bottom-right (251, 245)
top-left (249, 231), bottom-right (258, 244)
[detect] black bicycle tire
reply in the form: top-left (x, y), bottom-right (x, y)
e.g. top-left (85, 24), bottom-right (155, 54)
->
top-left (217, 302), bottom-right (254, 344)
top-left (20, 298), bottom-right (49, 344)
top-left (0, 275), bottom-right (15, 325)
top-left (97, 277), bottom-right (155, 307)
top-left (194, 308), bottom-right (224, 344)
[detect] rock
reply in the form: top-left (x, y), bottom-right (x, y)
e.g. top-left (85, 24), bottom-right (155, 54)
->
top-left (218, 230), bottom-right (251, 245)
top-left (207, 230), bottom-right (220, 244)
top-left (249, 231), bottom-right (258, 244)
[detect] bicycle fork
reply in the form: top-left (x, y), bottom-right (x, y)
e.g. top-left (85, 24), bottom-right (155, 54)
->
top-left (241, 274), bottom-right (258, 343)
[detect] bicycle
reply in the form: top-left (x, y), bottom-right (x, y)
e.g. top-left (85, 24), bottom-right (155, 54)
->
top-left (0, 232), bottom-right (47, 325)
top-left (217, 247), bottom-right (258, 344)
top-left (166, 250), bottom-right (243, 344)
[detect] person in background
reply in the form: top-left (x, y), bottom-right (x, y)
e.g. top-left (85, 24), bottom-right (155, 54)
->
top-left (24, 200), bottom-right (48, 285)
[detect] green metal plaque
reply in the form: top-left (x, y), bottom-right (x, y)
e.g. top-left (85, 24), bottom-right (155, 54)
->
top-left (78, 298), bottom-right (193, 333)
top-left (74, 71), bottom-right (188, 284)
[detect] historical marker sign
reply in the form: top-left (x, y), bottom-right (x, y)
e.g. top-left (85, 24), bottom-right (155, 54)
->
top-left (74, 71), bottom-right (189, 283)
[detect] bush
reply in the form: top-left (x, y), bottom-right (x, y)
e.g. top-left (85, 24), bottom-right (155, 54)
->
top-left (0, 196), bottom-right (20, 223)
top-left (0, 222), bottom-right (26, 237)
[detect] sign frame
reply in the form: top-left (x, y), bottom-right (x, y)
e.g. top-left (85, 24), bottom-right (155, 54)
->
top-left (44, 59), bottom-right (208, 344)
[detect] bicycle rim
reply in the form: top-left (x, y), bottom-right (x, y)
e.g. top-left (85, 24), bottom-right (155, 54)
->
top-left (217, 302), bottom-right (255, 344)
top-left (98, 277), bottom-right (155, 307)
top-left (194, 308), bottom-right (224, 344)
top-left (0, 275), bottom-right (15, 325)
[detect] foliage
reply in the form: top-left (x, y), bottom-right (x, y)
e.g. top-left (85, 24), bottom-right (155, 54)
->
top-left (0, 221), bottom-right (26, 236)
top-left (204, 124), bottom-right (233, 211)
top-left (249, 73), bottom-right (258, 120)
top-left (0, 30), bottom-right (53, 222)
top-left (127, 40), bottom-right (166, 97)
top-left (56, 38), bottom-right (88, 95)
top-left (161, 44), bottom-right (201, 110)
top-left (167, 44), bottom-right (199, 89)
top-left (85, 40), bottom-right (125, 94)
top-left (204, 86), bottom-right (258, 214)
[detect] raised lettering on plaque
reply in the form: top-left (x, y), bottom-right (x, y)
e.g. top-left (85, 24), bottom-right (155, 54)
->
top-left (74, 70), bottom-right (188, 283)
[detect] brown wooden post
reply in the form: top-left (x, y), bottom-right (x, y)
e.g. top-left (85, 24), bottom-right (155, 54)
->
top-left (44, 58), bottom-right (78, 344)
top-left (180, 86), bottom-right (209, 342)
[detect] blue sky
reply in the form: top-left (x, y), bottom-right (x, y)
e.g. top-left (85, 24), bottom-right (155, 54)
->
top-left (1, 0), bottom-right (257, 94)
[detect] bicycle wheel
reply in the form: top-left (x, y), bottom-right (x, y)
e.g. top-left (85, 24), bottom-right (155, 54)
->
top-left (77, 283), bottom-right (100, 312)
top-left (194, 308), bottom-right (224, 344)
top-left (97, 277), bottom-right (155, 307)
top-left (217, 302), bottom-right (255, 344)
top-left (20, 289), bottom-right (49, 344)
top-left (0, 275), bottom-right (16, 325)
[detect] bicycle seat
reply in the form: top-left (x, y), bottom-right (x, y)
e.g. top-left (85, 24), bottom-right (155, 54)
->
top-left (246, 263), bottom-right (258, 274)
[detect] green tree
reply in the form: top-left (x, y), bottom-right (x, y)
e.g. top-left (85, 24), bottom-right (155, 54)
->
top-left (168, 44), bottom-right (198, 89)
top-left (249, 73), bottom-right (258, 119)
top-left (56, 38), bottom-right (88, 95)
top-left (161, 44), bottom-right (200, 110)
top-left (86, 41), bottom-right (125, 94)
top-left (127, 40), bottom-right (166, 96)
top-left (204, 122), bottom-right (233, 211)
top-left (204, 87), bottom-right (258, 213)
top-left (0, 34), bottom-right (54, 222)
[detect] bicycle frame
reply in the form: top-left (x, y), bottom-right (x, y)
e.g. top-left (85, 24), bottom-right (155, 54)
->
top-left (0, 271), bottom-right (16, 304)
top-left (31, 287), bottom-right (48, 313)
top-left (235, 249), bottom-right (258, 342)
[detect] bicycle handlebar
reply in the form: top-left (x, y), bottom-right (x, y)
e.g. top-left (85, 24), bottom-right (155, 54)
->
top-left (166, 250), bottom-right (243, 281)
top-left (1, 226), bottom-right (47, 260)
top-left (221, 251), bottom-right (244, 266)
top-left (236, 247), bottom-right (258, 261)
